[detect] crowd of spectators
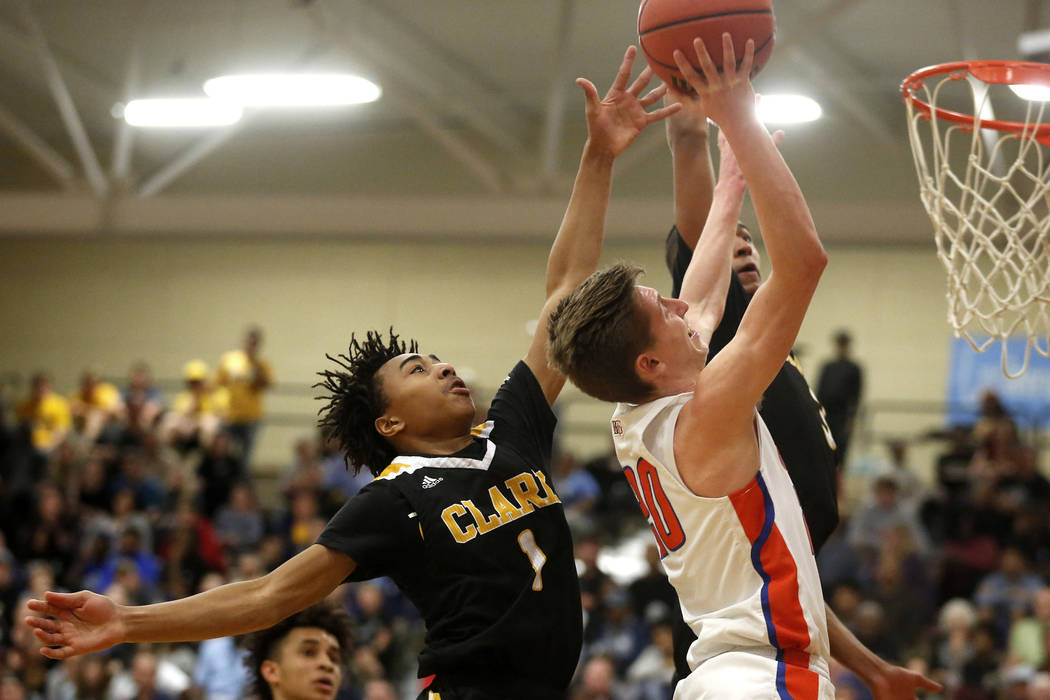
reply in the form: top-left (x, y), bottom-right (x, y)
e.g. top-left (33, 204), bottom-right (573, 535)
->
top-left (0, 342), bottom-right (1046, 700)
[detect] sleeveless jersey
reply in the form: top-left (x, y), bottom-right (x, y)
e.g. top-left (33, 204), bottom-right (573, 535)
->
top-left (318, 362), bottom-right (581, 696)
top-left (611, 392), bottom-right (831, 694)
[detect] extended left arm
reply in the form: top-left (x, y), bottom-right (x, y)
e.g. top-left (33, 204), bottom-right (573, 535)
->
top-left (524, 45), bottom-right (679, 403)
top-left (827, 605), bottom-right (942, 699)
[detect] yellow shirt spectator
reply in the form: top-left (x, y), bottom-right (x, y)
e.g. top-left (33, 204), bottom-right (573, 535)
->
top-left (216, 349), bottom-right (273, 423)
top-left (172, 385), bottom-right (230, 418)
top-left (69, 380), bottom-right (122, 414)
top-left (16, 389), bottom-right (71, 452)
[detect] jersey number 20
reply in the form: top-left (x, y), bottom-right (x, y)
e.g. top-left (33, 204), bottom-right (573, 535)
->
top-left (623, 459), bottom-right (686, 557)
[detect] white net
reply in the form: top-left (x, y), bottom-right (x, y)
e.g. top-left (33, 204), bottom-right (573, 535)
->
top-left (904, 66), bottom-right (1050, 378)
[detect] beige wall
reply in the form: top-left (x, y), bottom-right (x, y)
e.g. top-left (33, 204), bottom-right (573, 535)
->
top-left (0, 236), bottom-right (951, 480)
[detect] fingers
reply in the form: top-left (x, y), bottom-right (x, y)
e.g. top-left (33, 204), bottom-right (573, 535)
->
top-left (647, 102), bottom-right (683, 124)
top-left (721, 32), bottom-right (737, 81)
top-left (918, 675), bottom-right (944, 692)
top-left (627, 66), bottom-right (654, 97)
top-left (672, 49), bottom-right (706, 94)
top-left (639, 83), bottom-right (668, 108)
top-left (33, 628), bottom-right (65, 646)
top-left (40, 646), bottom-right (73, 660)
top-left (45, 590), bottom-right (84, 607)
top-left (25, 615), bottom-right (59, 633)
top-left (740, 38), bottom-right (755, 78)
top-left (26, 599), bottom-right (61, 618)
top-left (576, 77), bottom-right (599, 107)
top-left (611, 45), bottom-right (637, 92)
top-left (692, 37), bottom-right (720, 87)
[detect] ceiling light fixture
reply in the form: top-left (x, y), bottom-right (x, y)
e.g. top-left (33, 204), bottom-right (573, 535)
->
top-left (1010, 83), bottom-right (1050, 102)
top-left (122, 98), bottom-right (243, 127)
top-left (202, 73), bottom-right (382, 107)
top-left (756, 94), bottom-right (823, 124)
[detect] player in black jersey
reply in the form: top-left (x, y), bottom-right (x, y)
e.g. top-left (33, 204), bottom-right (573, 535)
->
top-left (24, 47), bottom-right (680, 700)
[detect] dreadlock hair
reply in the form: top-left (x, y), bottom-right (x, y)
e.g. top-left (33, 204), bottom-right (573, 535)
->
top-left (315, 328), bottom-right (418, 476)
top-left (243, 600), bottom-right (353, 700)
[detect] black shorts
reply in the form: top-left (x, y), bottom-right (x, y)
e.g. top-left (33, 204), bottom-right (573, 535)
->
top-left (416, 675), bottom-right (567, 700)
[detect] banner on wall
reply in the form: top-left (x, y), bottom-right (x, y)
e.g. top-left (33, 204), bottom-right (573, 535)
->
top-left (946, 336), bottom-right (1050, 429)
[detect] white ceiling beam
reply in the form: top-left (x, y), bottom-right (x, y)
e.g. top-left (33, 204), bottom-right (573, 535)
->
top-left (110, 5), bottom-right (146, 184)
top-left (324, 1), bottom-right (532, 159)
top-left (540, 0), bottom-right (577, 183)
top-left (0, 102), bottom-right (75, 188)
top-left (0, 192), bottom-right (931, 245)
top-left (16, 0), bottom-right (108, 197)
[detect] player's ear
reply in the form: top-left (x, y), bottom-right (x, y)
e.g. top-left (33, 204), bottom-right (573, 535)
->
top-left (260, 659), bottom-right (280, 685)
top-left (635, 352), bottom-right (661, 383)
top-left (375, 413), bottom-right (404, 439)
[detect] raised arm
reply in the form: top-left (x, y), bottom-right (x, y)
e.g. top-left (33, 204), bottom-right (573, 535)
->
top-left (667, 95), bottom-right (715, 251)
top-left (26, 544), bottom-right (353, 659)
top-left (677, 129), bottom-right (748, 349)
top-left (672, 35), bottom-right (826, 496)
top-left (525, 45), bottom-right (679, 403)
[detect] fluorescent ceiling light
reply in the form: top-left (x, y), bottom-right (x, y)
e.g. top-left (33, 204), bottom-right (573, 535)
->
top-left (757, 94), bottom-right (822, 124)
top-left (1010, 83), bottom-right (1050, 102)
top-left (203, 73), bottom-right (382, 107)
top-left (123, 98), bottom-right (242, 127)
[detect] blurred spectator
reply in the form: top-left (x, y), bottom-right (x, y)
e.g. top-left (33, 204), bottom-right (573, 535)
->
top-left (1009, 587), bottom-right (1050, 669)
top-left (282, 437), bottom-right (324, 497)
top-left (347, 583), bottom-right (396, 681)
top-left (319, 433), bottom-right (368, 507)
top-left (626, 544), bottom-right (676, 625)
top-left (68, 369), bottom-right (124, 446)
top-left (285, 489), bottom-right (326, 554)
top-left (624, 618), bottom-right (675, 700)
top-left (975, 546), bottom-right (1045, 642)
top-left (586, 586), bottom-right (648, 670)
top-left (848, 474), bottom-right (931, 569)
top-left (213, 483), bottom-right (264, 555)
top-left (575, 533), bottom-right (611, 640)
top-left (92, 528), bottom-right (161, 599)
top-left (159, 361), bottom-right (227, 453)
top-left (108, 648), bottom-right (189, 700)
top-left (12, 482), bottom-right (77, 575)
top-left (935, 598), bottom-right (979, 693)
top-left (958, 621), bottom-right (1001, 698)
top-left (121, 363), bottom-right (164, 448)
top-left (570, 654), bottom-right (627, 700)
top-left (216, 326), bottom-right (273, 469)
top-left (553, 451), bottom-right (601, 532)
top-left (158, 501), bottom-right (226, 598)
top-left (15, 372), bottom-right (70, 460)
top-left (195, 432), bottom-right (240, 518)
top-left (192, 573), bottom-right (248, 700)
top-left (362, 679), bottom-right (397, 700)
top-left (816, 329), bottom-right (863, 467)
top-left (881, 439), bottom-right (922, 510)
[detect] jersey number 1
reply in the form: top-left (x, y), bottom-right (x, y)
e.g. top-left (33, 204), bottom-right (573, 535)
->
top-left (517, 529), bottom-right (546, 591)
top-left (623, 459), bottom-right (686, 557)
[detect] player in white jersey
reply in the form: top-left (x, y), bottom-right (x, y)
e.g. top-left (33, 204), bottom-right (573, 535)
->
top-left (548, 34), bottom-right (941, 699)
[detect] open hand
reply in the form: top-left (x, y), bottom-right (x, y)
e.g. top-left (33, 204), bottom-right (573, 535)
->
top-left (577, 45), bottom-right (681, 158)
top-left (867, 662), bottom-right (944, 699)
top-left (24, 590), bottom-right (125, 659)
top-left (672, 33), bottom-right (758, 131)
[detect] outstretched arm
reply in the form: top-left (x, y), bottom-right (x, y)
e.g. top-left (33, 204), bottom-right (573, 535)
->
top-left (827, 606), bottom-right (942, 699)
top-left (525, 45), bottom-right (680, 403)
top-left (671, 34), bottom-right (826, 497)
top-left (26, 544), bottom-right (353, 659)
top-left (667, 94), bottom-right (714, 251)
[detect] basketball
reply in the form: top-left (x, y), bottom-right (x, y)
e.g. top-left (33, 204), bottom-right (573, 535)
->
top-left (638, 0), bottom-right (776, 93)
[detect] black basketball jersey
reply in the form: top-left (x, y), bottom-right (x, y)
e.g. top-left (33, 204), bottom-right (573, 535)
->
top-left (317, 361), bottom-right (582, 697)
top-left (665, 227), bottom-right (839, 549)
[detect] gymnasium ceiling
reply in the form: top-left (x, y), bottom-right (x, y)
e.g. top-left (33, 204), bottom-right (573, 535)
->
top-left (0, 0), bottom-right (1045, 243)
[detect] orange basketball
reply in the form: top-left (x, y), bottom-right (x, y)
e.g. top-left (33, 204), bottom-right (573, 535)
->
top-left (638, 0), bottom-right (775, 94)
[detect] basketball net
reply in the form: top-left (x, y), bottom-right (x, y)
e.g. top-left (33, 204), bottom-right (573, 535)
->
top-left (903, 62), bottom-right (1050, 378)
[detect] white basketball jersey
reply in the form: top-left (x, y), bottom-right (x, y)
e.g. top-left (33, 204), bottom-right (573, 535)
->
top-left (611, 393), bottom-right (831, 693)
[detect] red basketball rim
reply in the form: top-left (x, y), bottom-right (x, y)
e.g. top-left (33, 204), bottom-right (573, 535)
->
top-left (901, 60), bottom-right (1050, 146)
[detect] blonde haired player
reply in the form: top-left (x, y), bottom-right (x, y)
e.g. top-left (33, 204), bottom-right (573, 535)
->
top-left (548, 34), bottom-right (941, 699)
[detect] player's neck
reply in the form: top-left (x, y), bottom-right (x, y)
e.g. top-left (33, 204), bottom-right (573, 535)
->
top-left (395, 433), bottom-right (475, 457)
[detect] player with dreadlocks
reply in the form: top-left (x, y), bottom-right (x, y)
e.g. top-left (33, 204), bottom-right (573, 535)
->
top-left (25, 46), bottom-right (680, 700)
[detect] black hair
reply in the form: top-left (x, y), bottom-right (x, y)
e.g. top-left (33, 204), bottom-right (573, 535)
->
top-left (244, 601), bottom-right (353, 700)
top-left (315, 328), bottom-right (418, 476)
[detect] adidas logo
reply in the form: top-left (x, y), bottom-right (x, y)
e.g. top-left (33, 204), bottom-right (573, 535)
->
top-left (422, 475), bottom-right (443, 489)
